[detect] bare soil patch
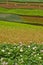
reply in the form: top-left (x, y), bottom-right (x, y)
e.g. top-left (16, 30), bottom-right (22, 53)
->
top-left (0, 27), bottom-right (43, 44)
top-left (0, 2), bottom-right (43, 9)
top-left (20, 16), bottom-right (43, 25)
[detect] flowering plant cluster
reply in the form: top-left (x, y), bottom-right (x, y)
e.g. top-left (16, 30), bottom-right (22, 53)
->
top-left (0, 43), bottom-right (43, 65)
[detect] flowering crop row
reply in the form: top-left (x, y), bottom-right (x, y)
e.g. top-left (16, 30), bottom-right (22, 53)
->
top-left (0, 43), bottom-right (43, 65)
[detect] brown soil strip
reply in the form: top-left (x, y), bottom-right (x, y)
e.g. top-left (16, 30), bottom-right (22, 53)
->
top-left (20, 16), bottom-right (43, 25)
top-left (0, 2), bottom-right (43, 9)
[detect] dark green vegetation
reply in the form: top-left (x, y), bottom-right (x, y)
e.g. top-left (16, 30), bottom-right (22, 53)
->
top-left (0, 0), bottom-right (43, 2)
top-left (0, 43), bottom-right (43, 65)
top-left (9, 0), bottom-right (43, 2)
top-left (0, 14), bottom-right (23, 22)
top-left (0, 0), bottom-right (6, 2)
top-left (0, 14), bottom-right (43, 25)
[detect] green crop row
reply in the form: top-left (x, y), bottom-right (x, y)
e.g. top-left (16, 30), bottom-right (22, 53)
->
top-left (0, 43), bottom-right (43, 65)
top-left (0, 21), bottom-right (43, 30)
top-left (0, 0), bottom-right (43, 2)
top-left (0, 14), bottom-right (43, 25)
top-left (9, 0), bottom-right (43, 2)
top-left (0, 7), bottom-right (43, 16)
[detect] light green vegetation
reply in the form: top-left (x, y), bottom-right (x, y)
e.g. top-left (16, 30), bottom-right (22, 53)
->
top-left (0, 7), bottom-right (43, 16)
top-left (0, 43), bottom-right (43, 65)
top-left (0, 21), bottom-right (43, 30)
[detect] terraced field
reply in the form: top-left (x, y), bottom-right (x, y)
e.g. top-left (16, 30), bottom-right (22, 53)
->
top-left (0, 1), bottom-right (43, 43)
top-left (0, 0), bottom-right (43, 65)
top-left (0, 21), bottom-right (43, 43)
top-left (0, 14), bottom-right (43, 25)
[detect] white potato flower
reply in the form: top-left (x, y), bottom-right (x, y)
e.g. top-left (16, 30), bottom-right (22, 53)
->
top-left (32, 46), bottom-right (37, 50)
top-left (20, 48), bottom-right (23, 52)
top-left (8, 52), bottom-right (11, 55)
top-left (1, 49), bottom-right (5, 52)
top-left (39, 57), bottom-right (42, 59)
top-left (28, 45), bottom-right (30, 48)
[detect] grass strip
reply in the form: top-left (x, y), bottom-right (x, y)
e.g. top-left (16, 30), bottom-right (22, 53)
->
top-left (0, 7), bottom-right (43, 16)
top-left (0, 21), bottom-right (43, 30)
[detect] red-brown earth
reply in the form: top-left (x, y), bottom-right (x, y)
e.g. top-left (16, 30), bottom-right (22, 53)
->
top-left (0, 2), bottom-right (43, 9)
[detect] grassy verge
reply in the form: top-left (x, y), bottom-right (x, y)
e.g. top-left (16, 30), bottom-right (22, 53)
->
top-left (0, 43), bottom-right (43, 65)
top-left (0, 7), bottom-right (43, 16)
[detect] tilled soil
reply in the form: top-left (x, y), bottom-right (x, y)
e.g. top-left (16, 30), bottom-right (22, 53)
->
top-left (20, 16), bottom-right (43, 25)
top-left (0, 2), bottom-right (43, 9)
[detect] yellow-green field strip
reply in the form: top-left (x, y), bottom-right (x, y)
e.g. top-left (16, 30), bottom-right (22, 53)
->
top-left (0, 8), bottom-right (43, 16)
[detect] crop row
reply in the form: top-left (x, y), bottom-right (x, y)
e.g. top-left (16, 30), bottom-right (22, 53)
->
top-left (0, 43), bottom-right (43, 65)
top-left (0, 0), bottom-right (43, 2)
top-left (0, 7), bottom-right (43, 16)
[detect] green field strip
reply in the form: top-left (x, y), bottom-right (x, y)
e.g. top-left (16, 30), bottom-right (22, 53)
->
top-left (0, 21), bottom-right (43, 30)
top-left (0, 14), bottom-right (43, 25)
top-left (0, 0), bottom-right (43, 2)
top-left (9, 0), bottom-right (43, 2)
top-left (0, 7), bottom-right (43, 16)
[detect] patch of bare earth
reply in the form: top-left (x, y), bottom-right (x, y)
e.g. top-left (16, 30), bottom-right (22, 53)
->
top-left (20, 16), bottom-right (43, 24)
top-left (0, 2), bottom-right (43, 9)
top-left (0, 27), bottom-right (43, 44)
